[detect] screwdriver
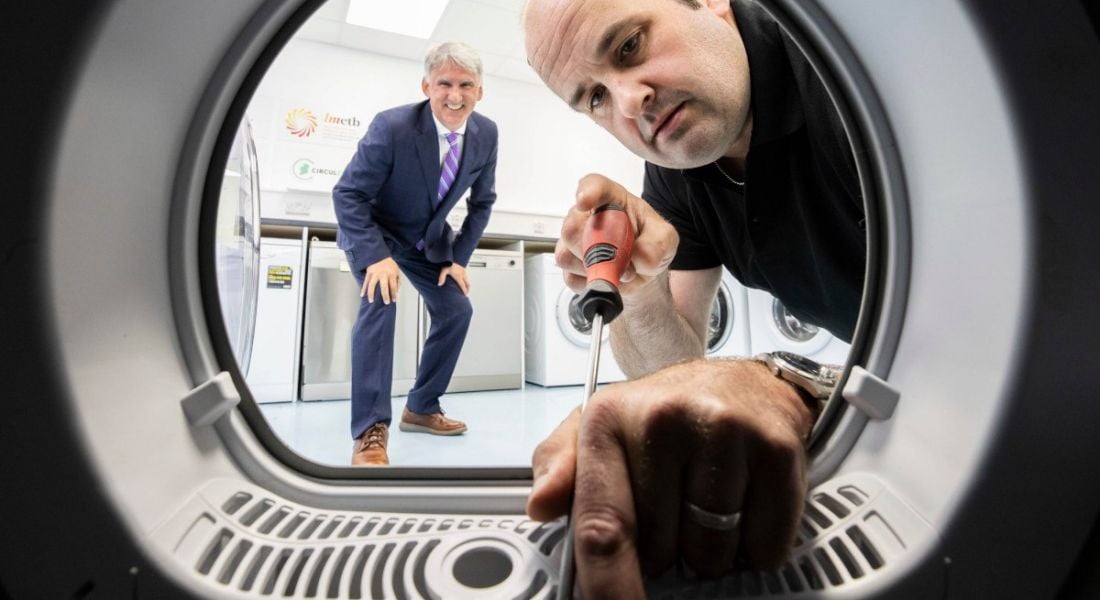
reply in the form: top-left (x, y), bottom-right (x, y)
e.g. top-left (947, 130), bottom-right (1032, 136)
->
top-left (557, 203), bottom-right (635, 599)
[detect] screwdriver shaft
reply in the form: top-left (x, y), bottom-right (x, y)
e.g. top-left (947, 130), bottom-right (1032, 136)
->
top-left (556, 311), bottom-right (604, 599)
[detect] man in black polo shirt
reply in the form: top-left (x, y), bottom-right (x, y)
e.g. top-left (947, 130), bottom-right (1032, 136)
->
top-left (521, 0), bottom-right (865, 595)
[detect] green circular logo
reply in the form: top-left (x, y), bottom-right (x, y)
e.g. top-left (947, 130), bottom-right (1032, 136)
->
top-left (292, 158), bottom-right (314, 180)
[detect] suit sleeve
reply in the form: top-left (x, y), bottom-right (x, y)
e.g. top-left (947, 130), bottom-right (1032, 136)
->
top-left (332, 114), bottom-right (394, 273)
top-left (451, 126), bottom-right (498, 266)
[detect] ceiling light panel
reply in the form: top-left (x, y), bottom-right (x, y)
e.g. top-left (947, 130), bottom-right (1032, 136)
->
top-left (345, 0), bottom-right (450, 39)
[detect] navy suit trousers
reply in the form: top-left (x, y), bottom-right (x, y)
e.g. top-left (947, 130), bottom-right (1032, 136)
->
top-left (347, 247), bottom-right (473, 440)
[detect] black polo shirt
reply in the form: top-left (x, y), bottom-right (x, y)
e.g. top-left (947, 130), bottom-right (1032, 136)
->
top-left (642, 0), bottom-right (865, 341)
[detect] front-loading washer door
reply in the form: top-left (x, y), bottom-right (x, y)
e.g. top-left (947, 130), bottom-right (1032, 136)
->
top-left (706, 278), bottom-right (735, 354)
top-left (556, 287), bottom-right (610, 348)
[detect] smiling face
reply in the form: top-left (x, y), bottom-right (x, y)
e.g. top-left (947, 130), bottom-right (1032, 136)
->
top-left (422, 60), bottom-right (484, 131)
top-left (524, 0), bottom-right (751, 169)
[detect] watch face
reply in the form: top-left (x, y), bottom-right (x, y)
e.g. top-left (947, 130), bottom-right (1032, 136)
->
top-left (774, 351), bottom-right (822, 377)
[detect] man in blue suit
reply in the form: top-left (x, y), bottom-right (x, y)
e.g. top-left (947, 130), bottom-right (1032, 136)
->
top-left (333, 42), bottom-right (498, 466)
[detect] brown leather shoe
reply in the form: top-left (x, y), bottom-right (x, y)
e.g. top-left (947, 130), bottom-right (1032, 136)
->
top-left (399, 407), bottom-right (467, 435)
top-left (352, 423), bottom-right (389, 466)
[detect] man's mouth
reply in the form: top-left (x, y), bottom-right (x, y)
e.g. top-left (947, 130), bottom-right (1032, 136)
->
top-left (445, 102), bottom-right (465, 110)
top-left (650, 102), bottom-right (686, 144)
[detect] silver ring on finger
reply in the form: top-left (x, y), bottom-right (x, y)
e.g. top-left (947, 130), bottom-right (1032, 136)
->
top-left (684, 502), bottom-right (742, 532)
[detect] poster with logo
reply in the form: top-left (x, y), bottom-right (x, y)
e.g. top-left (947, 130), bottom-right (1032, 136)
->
top-left (270, 140), bottom-right (357, 193)
top-left (280, 105), bottom-right (366, 149)
top-left (242, 103), bottom-right (364, 193)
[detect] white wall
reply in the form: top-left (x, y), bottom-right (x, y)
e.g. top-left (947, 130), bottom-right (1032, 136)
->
top-left (247, 38), bottom-right (644, 228)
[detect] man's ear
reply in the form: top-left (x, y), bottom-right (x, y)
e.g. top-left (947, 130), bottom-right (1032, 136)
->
top-left (422, 77), bottom-right (430, 97)
top-left (704, 0), bottom-right (734, 22)
top-left (477, 85), bottom-right (484, 101)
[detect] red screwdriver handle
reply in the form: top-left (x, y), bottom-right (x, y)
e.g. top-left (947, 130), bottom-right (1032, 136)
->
top-left (579, 204), bottom-right (635, 324)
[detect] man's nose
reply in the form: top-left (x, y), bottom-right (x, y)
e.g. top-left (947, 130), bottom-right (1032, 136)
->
top-left (611, 76), bottom-right (653, 120)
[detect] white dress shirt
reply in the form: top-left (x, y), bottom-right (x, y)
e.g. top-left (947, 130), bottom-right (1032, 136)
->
top-left (431, 114), bottom-right (466, 165)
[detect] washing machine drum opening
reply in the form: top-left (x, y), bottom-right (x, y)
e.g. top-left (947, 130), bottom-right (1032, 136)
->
top-left (772, 297), bottom-right (819, 343)
top-left (557, 288), bottom-right (609, 348)
top-left (707, 283), bottom-right (734, 353)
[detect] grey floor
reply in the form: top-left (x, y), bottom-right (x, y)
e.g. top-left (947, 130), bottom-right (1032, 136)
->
top-left (259, 384), bottom-right (587, 467)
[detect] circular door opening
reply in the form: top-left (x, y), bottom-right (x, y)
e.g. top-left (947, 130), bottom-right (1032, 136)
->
top-left (707, 280), bottom-right (734, 354)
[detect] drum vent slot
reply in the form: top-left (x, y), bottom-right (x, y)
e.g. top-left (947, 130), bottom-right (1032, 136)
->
top-left (221, 492), bottom-right (251, 515)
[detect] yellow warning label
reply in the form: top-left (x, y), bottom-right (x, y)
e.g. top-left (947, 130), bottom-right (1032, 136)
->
top-left (267, 265), bottom-right (293, 289)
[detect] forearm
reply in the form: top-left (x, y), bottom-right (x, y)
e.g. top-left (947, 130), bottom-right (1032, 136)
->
top-left (609, 272), bottom-right (707, 378)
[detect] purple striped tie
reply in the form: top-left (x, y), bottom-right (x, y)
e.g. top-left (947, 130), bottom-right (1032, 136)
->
top-left (436, 132), bottom-right (460, 207)
top-left (417, 132), bottom-right (461, 252)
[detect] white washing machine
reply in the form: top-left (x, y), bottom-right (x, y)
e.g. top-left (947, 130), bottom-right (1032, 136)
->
top-left (705, 270), bottom-right (752, 359)
top-left (245, 237), bottom-right (304, 403)
top-left (747, 287), bottom-right (851, 366)
top-left (525, 253), bottom-right (626, 386)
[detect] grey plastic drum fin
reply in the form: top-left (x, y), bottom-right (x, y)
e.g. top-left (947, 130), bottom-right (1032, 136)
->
top-left (182, 372), bottom-right (241, 427)
top-left (841, 366), bottom-right (899, 420)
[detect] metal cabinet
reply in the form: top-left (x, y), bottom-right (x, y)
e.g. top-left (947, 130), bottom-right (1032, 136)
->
top-left (424, 249), bottom-right (524, 393)
top-left (300, 240), bottom-right (420, 401)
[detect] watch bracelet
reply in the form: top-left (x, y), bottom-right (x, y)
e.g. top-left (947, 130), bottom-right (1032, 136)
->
top-left (750, 357), bottom-right (827, 443)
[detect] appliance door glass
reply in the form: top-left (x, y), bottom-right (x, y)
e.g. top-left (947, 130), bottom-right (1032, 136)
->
top-left (706, 280), bottom-right (733, 354)
top-left (214, 117), bottom-right (261, 374)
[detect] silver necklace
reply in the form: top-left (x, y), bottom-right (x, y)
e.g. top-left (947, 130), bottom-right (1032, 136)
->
top-left (713, 161), bottom-right (745, 186)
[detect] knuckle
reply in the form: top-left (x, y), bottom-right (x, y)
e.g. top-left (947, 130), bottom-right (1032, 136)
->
top-left (560, 217), bottom-right (583, 241)
top-left (573, 506), bottom-right (633, 560)
top-left (637, 397), bottom-right (691, 438)
top-left (755, 426), bottom-right (805, 467)
top-left (583, 392), bottom-right (621, 426)
top-left (530, 439), bottom-right (556, 470)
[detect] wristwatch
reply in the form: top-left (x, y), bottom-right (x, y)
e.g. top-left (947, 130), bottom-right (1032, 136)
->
top-left (754, 351), bottom-right (842, 400)
top-left (753, 351), bottom-right (844, 436)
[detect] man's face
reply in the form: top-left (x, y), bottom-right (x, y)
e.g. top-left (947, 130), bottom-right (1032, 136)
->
top-left (524, 0), bottom-right (751, 169)
top-left (423, 60), bottom-right (484, 131)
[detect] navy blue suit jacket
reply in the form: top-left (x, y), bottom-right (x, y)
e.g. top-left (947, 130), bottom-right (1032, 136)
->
top-left (333, 101), bottom-right (498, 271)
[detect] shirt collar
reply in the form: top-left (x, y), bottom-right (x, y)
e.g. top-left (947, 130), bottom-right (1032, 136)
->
top-left (735, 0), bottom-right (804, 148)
top-left (432, 113), bottom-right (467, 138)
top-left (679, 0), bottom-right (804, 183)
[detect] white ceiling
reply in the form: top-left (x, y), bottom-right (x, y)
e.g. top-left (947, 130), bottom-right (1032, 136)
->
top-left (295, 0), bottom-right (540, 85)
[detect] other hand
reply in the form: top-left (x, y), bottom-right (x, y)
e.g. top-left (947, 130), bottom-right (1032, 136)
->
top-left (555, 173), bottom-right (679, 296)
top-left (438, 263), bottom-right (470, 295)
top-left (362, 257), bottom-right (400, 304)
top-left (528, 359), bottom-right (814, 597)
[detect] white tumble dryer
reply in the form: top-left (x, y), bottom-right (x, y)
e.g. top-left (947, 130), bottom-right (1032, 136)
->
top-left (747, 287), bottom-right (851, 366)
top-left (525, 253), bottom-right (626, 386)
top-left (705, 270), bottom-right (753, 359)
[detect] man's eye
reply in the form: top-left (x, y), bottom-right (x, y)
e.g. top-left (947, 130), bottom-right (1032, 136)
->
top-left (588, 86), bottom-right (606, 112)
top-left (619, 32), bottom-right (640, 61)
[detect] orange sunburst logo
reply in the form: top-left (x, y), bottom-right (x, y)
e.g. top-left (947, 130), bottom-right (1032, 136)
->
top-left (285, 108), bottom-right (318, 138)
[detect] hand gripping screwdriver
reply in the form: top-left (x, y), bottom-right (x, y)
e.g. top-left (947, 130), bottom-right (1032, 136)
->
top-left (557, 203), bottom-right (635, 599)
